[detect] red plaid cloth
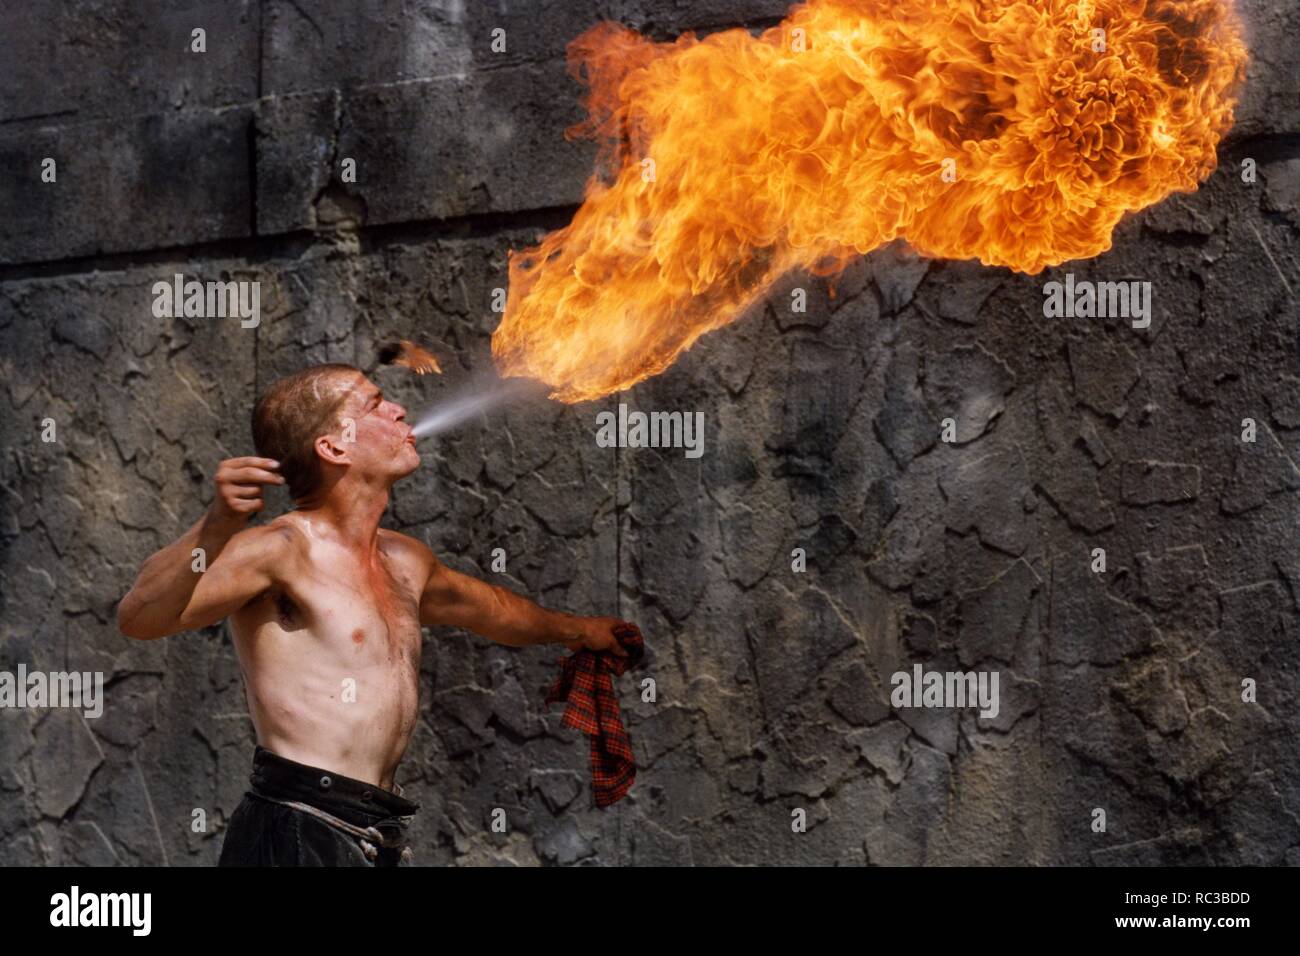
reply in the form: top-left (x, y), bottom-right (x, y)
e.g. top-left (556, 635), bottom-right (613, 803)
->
top-left (545, 621), bottom-right (645, 808)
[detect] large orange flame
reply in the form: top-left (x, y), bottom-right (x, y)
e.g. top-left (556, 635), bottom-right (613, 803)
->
top-left (492, 0), bottom-right (1248, 403)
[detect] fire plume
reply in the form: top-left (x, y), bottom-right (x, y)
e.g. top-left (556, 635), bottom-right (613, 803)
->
top-left (492, 0), bottom-right (1248, 403)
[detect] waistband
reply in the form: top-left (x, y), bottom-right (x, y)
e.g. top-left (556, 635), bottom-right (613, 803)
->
top-left (248, 745), bottom-right (420, 828)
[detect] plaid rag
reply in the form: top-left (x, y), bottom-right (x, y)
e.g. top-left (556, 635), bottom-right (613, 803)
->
top-left (544, 621), bottom-right (645, 807)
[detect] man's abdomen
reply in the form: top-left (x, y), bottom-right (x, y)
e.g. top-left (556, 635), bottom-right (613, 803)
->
top-left (235, 629), bottom-right (422, 789)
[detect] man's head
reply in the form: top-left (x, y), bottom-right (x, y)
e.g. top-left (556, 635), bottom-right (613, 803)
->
top-left (251, 364), bottom-right (419, 501)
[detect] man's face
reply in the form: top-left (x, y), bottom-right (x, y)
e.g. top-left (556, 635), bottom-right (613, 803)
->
top-left (324, 371), bottom-right (420, 484)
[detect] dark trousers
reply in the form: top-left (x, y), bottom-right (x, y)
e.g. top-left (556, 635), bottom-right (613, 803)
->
top-left (218, 746), bottom-right (420, 867)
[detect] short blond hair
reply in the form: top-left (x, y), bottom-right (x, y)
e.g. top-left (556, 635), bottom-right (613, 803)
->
top-left (251, 364), bottom-right (360, 500)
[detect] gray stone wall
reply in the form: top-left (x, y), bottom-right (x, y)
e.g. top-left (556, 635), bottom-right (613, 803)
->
top-left (1, 0), bottom-right (1297, 866)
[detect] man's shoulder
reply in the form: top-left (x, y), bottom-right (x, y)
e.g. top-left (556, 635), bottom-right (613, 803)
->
top-left (378, 529), bottom-right (440, 593)
top-left (229, 515), bottom-right (308, 560)
top-left (378, 528), bottom-right (436, 563)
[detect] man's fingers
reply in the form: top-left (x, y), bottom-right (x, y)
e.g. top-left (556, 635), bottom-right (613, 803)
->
top-left (221, 467), bottom-right (284, 485)
top-left (221, 496), bottom-right (263, 514)
top-left (227, 484), bottom-right (265, 500)
top-left (224, 456), bottom-right (280, 470)
top-left (221, 467), bottom-right (286, 485)
top-left (602, 627), bottom-right (630, 656)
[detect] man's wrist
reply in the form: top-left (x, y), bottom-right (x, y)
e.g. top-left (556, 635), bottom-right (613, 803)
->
top-left (200, 506), bottom-right (246, 539)
top-left (546, 612), bottom-right (585, 645)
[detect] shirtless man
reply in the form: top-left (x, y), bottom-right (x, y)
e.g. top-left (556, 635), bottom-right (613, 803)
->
top-left (116, 363), bottom-right (630, 867)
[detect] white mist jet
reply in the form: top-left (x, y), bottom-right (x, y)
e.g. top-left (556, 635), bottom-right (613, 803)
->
top-left (409, 374), bottom-right (541, 440)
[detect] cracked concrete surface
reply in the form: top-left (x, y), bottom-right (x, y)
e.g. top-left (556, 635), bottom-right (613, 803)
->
top-left (1, 0), bottom-right (1298, 866)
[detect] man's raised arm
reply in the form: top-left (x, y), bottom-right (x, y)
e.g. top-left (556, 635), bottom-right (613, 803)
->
top-left (117, 457), bottom-right (289, 640)
top-left (419, 552), bottom-right (628, 656)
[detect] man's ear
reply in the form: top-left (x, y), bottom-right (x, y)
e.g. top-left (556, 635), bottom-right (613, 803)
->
top-left (314, 431), bottom-right (352, 466)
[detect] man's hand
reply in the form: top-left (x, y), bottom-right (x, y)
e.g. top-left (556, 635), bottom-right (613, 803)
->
top-left (564, 616), bottom-right (631, 657)
top-left (210, 456), bottom-right (284, 526)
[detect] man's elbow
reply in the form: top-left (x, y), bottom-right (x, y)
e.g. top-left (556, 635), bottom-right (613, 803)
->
top-left (116, 595), bottom-right (165, 640)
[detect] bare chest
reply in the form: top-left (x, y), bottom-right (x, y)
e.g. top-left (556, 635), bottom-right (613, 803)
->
top-left (276, 556), bottom-right (424, 673)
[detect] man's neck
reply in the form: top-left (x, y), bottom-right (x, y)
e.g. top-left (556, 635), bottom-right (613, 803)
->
top-left (293, 479), bottom-right (390, 553)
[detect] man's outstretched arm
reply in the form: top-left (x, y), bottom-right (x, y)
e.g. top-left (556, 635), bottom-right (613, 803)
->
top-left (117, 457), bottom-right (289, 639)
top-left (419, 553), bottom-right (628, 656)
